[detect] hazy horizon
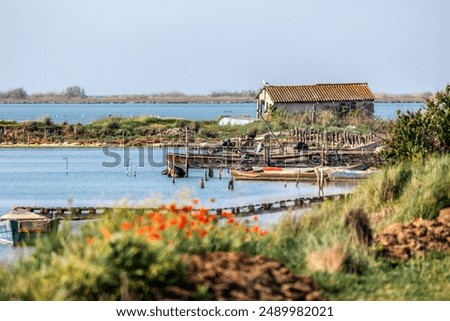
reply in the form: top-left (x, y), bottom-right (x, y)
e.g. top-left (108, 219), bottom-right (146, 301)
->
top-left (2, 0), bottom-right (449, 96)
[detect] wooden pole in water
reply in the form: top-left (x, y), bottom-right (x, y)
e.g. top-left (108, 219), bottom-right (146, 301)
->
top-left (321, 144), bottom-right (325, 166)
top-left (172, 154), bottom-right (176, 183)
top-left (63, 157), bottom-right (69, 174)
top-left (228, 177), bottom-right (234, 190)
top-left (184, 126), bottom-right (189, 177)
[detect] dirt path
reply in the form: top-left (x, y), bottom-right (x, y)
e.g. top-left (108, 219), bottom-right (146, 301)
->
top-left (153, 252), bottom-right (325, 300)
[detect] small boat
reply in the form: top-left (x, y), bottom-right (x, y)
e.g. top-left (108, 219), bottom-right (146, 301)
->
top-left (231, 166), bottom-right (318, 181)
top-left (162, 165), bottom-right (187, 178)
top-left (0, 209), bottom-right (59, 245)
top-left (231, 163), bottom-right (371, 182)
top-left (327, 168), bottom-right (378, 181)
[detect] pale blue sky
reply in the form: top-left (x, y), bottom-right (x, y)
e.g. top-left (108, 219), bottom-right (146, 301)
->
top-left (1, 0), bottom-right (449, 95)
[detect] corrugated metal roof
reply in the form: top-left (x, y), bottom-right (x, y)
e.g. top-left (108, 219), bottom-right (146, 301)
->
top-left (264, 83), bottom-right (375, 103)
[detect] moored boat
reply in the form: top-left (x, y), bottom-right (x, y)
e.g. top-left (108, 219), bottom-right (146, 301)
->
top-left (0, 209), bottom-right (59, 245)
top-left (231, 163), bottom-right (373, 182)
top-left (231, 166), bottom-right (318, 181)
top-left (326, 168), bottom-right (378, 181)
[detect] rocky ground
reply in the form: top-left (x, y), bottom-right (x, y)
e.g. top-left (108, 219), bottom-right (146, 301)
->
top-left (153, 252), bottom-right (325, 301)
top-left (375, 208), bottom-right (450, 260)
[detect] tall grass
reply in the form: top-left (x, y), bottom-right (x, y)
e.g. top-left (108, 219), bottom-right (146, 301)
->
top-left (346, 154), bottom-right (450, 226)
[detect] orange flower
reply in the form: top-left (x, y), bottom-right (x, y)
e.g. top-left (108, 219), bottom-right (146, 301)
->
top-left (150, 212), bottom-right (164, 223)
top-left (159, 204), bottom-right (167, 210)
top-left (168, 218), bottom-right (179, 227)
top-left (178, 214), bottom-right (187, 229)
top-left (191, 198), bottom-right (199, 205)
top-left (199, 208), bottom-right (208, 216)
top-left (185, 230), bottom-right (192, 238)
top-left (168, 202), bottom-right (178, 213)
top-left (198, 229), bottom-right (207, 238)
top-left (253, 215), bottom-right (259, 221)
top-left (87, 236), bottom-right (94, 244)
top-left (208, 214), bottom-right (217, 222)
top-left (221, 211), bottom-right (233, 219)
top-left (251, 226), bottom-right (260, 233)
top-left (181, 205), bottom-right (193, 213)
top-left (100, 227), bottom-right (112, 240)
top-left (228, 217), bottom-right (235, 224)
top-left (194, 212), bottom-right (209, 225)
top-left (136, 226), bottom-right (147, 235)
top-left (147, 232), bottom-right (161, 241)
top-left (120, 222), bottom-right (132, 231)
top-left (244, 227), bottom-right (250, 233)
top-left (137, 226), bottom-right (154, 236)
top-left (158, 223), bottom-right (166, 231)
top-left (259, 230), bottom-right (269, 237)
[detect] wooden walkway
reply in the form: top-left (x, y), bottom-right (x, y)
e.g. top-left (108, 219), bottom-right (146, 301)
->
top-left (11, 193), bottom-right (348, 220)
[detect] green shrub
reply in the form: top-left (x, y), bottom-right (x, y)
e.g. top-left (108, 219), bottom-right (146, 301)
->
top-left (383, 85), bottom-right (450, 161)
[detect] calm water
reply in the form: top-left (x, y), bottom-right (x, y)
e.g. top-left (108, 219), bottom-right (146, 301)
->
top-left (0, 102), bottom-right (423, 124)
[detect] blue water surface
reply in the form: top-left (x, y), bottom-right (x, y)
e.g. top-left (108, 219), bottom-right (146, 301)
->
top-left (0, 102), bottom-right (424, 124)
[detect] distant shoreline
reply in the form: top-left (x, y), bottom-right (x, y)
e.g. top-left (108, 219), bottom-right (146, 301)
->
top-left (0, 93), bottom-right (430, 105)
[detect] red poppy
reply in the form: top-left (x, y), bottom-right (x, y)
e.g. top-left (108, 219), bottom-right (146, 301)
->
top-left (120, 222), bottom-right (132, 231)
top-left (147, 232), bottom-right (161, 241)
top-left (168, 203), bottom-right (178, 213)
top-left (178, 214), bottom-right (187, 229)
top-left (181, 205), bottom-right (193, 213)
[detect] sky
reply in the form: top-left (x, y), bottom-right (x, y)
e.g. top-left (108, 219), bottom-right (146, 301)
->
top-left (1, 0), bottom-right (449, 95)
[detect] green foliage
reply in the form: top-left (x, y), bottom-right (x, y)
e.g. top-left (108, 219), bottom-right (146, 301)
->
top-left (347, 155), bottom-right (450, 225)
top-left (383, 85), bottom-right (450, 161)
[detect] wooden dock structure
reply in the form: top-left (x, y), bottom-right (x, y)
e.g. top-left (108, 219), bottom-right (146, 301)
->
top-left (167, 147), bottom-right (381, 169)
top-left (10, 193), bottom-right (348, 220)
top-left (165, 128), bottom-right (383, 169)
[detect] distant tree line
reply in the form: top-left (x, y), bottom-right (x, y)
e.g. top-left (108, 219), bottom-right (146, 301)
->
top-left (0, 85), bottom-right (87, 101)
top-left (0, 87), bottom-right (28, 99)
top-left (0, 86), bottom-right (257, 103)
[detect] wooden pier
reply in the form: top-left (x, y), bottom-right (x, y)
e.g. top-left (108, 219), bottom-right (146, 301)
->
top-left (165, 128), bottom-right (383, 169)
top-left (10, 193), bottom-right (348, 220)
top-left (167, 147), bottom-right (381, 169)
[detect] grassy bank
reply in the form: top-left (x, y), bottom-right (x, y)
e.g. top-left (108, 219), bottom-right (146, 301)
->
top-left (0, 109), bottom-right (385, 147)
